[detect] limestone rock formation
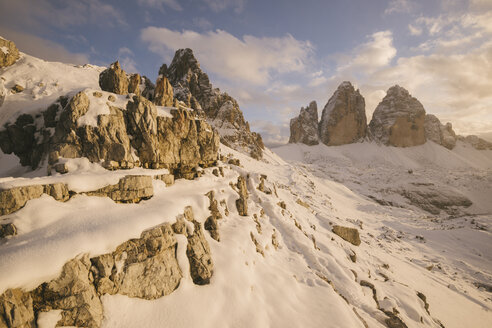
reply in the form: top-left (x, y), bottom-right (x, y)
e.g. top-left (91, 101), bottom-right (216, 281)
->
top-left (32, 255), bottom-right (103, 328)
top-left (91, 223), bottom-right (182, 299)
top-left (0, 223), bottom-right (17, 239)
top-left (84, 175), bottom-right (153, 203)
top-left (1, 91), bottom-right (219, 175)
top-left (204, 191), bottom-right (221, 241)
top-left (235, 176), bottom-right (249, 216)
top-left (458, 135), bottom-right (492, 150)
top-left (0, 288), bottom-right (35, 328)
top-left (289, 101), bottom-right (319, 145)
top-left (424, 114), bottom-right (457, 150)
top-left (153, 66), bottom-right (174, 107)
top-left (0, 183), bottom-right (69, 216)
top-left (319, 82), bottom-right (367, 146)
top-left (128, 73), bottom-right (141, 95)
top-left (369, 85), bottom-right (426, 147)
top-left (332, 225), bottom-right (361, 246)
top-left (165, 48), bottom-right (264, 159)
top-left (99, 61), bottom-right (129, 95)
top-left (0, 37), bottom-right (20, 68)
top-left (400, 186), bottom-right (472, 215)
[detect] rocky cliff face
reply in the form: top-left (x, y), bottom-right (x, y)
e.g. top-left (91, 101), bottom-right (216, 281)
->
top-left (289, 101), bottom-right (319, 145)
top-left (319, 81), bottom-right (367, 146)
top-left (163, 48), bottom-right (264, 159)
top-left (369, 85), bottom-right (426, 147)
top-left (0, 37), bottom-right (19, 68)
top-left (424, 114), bottom-right (457, 150)
top-left (0, 90), bottom-right (220, 176)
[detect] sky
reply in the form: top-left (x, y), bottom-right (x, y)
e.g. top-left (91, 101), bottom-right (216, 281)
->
top-left (1, 0), bottom-right (492, 146)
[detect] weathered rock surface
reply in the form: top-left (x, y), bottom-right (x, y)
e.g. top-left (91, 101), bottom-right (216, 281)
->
top-left (458, 135), bottom-right (492, 150)
top-left (32, 255), bottom-right (103, 328)
top-left (128, 73), bottom-right (141, 95)
top-left (0, 288), bottom-right (35, 328)
top-left (332, 225), bottom-right (361, 246)
top-left (289, 101), bottom-right (319, 145)
top-left (1, 91), bottom-right (219, 175)
top-left (165, 48), bottom-right (264, 159)
top-left (319, 82), bottom-right (367, 146)
top-left (98, 61), bottom-right (129, 95)
top-left (0, 183), bottom-right (69, 216)
top-left (204, 191), bottom-right (221, 241)
top-left (91, 223), bottom-right (182, 299)
top-left (0, 223), bottom-right (17, 239)
top-left (154, 173), bottom-right (175, 186)
top-left (153, 66), bottom-right (174, 107)
top-left (235, 176), bottom-right (249, 216)
top-left (186, 220), bottom-right (214, 284)
top-left (84, 175), bottom-right (153, 203)
top-left (369, 85), bottom-right (426, 147)
top-left (424, 114), bottom-right (457, 150)
top-left (0, 37), bottom-right (20, 68)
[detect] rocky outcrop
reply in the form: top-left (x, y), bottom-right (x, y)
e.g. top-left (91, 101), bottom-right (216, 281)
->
top-left (332, 225), bottom-right (361, 246)
top-left (400, 186), bottom-right (472, 215)
top-left (153, 66), bottom-right (174, 107)
top-left (98, 61), bottom-right (129, 95)
top-left (204, 191), bottom-right (222, 241)
top-left (0, 37), bottom-right (20, 68)
top-left (128, 73), bottom-right (141, 95)
top-left (0, 288), bottom-right (35, 328)
top-left (84, 175), bottom-right (153, 203)
top-left (165, 48), bottom-right (264, 159)
top-left (424, 114), bottom-right (457, 150)
top-left (319, 82), bottom-right (367, 146)
top-left (32, 255), bottom-right (103, 328)
top-left (0, 183), bottom-right (69, 216)
top-left (369, 85), bottom-right (426, 147)
top-left (1, 91), bottom-right (219, 175)
top-left (0, 223), bottom-right (17, 239)
top-left (235, 176), bottom-right (249, 216)
top-left (91, 223), bottom-right (182, 299)
top-left (289, 101), bottom-right (319, 145)
top-left (459, 135), bottom-right (492, 150)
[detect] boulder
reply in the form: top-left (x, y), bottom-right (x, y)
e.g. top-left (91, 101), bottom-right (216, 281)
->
top-left (32, 255), bottom-right (103, 328)
top-left (0, 288), bottom-right (35, 328)
top-left (98, 61), bottom-right (129, 95)
top-left (0, 37), bottom-right (20, 68)
top-left (187, 220), bottom-right (214, 284)
top-left (84, 175), bottom-right (153, 203)
top-left (332, 225), bottom-right (361, 246)
top-left (369, 85), bottom-right (426, 147)
top-left (289, 101), bottom-right (319, 145)
top-left (0, 223), bottom-right (17, 239)
top-left (319, 82), bottom-right (367, 146)
top-left (204, 191), bottom-right (221, 241)
top-left (166, 48), bottom-right (264, 159)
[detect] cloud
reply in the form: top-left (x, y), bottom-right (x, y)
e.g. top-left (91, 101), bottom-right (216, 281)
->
top-left (384, 0), bottom-right (414, 15)
top-left (140, 27), bottom-right (313, 85)
top-left (250, 120), bottom-right (290, 148)
top-left (337, 31), bottom-right (397, 75)
top-left (0, 28), bottom-right (89, 65)
top-left (0, 0), bottom-right (127, 31)
top-left (193, 17), bottom-right (213, 30)
top-left (137, 0), bottom-right (183, 11)
top-left (408, 24), bottom-right (423, 36)
top-left (202, 0), bottom-right (246, 13)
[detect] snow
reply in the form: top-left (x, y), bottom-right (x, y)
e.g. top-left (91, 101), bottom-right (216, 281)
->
top-left (0, 53), bottom-right (102, 127)
top-left (1, 54), bottom-right (491, 328)
top-left (77, 89), bottom-right (129, 127)
top-left (0, 46), bottom-right (8, 55)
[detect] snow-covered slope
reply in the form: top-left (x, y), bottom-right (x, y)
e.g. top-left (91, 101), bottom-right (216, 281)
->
top-left (1, 53), bottom-right (491, 328)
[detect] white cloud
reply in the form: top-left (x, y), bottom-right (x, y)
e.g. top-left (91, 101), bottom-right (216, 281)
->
top-left (202, 0), bottom-right (246, 13)
top-left (408, 24), bottom-right (422, 36)
top-left (384, 0), bottom-right (414, 15)
top-left (193, 17), bottom-right (213, 30)
top-left (0, 28), bottom-right (89, 65)
top-left (118, 47), bottom-right (134, 56)
top-left (337, 31), bottom-right (397, 75)
top-left (140, 27), bottom-right (313, 85)
top-left (137, 0), bottom-right (183, 11)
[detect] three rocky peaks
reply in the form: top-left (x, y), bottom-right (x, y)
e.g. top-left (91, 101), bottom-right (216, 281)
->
top-left (289, 81), bottom-right (492, 150)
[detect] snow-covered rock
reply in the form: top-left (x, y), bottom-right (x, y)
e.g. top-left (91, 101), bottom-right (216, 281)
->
top-left (164, 48), bottom-right (264, 159)
top-left (0, 37), bottom-right (19, 68)
top-left (319, 81), bottom-right (367, 146)
top-left (99, 61), bottom-right (129, 95)
top-left (289, 100), bottom-right (319, 145)
top-left (424, 114), bottom-right (457, 150)
top-left (369, 85), bottom-right (426, 147)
